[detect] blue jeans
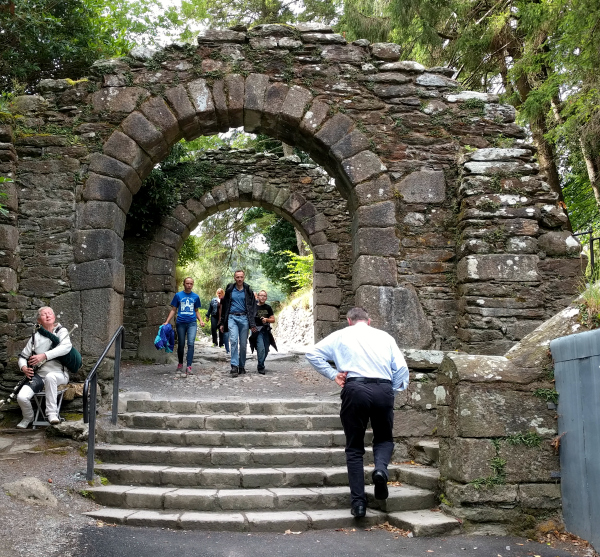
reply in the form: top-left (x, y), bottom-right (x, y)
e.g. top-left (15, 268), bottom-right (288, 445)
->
top-left (228, 314), bottom-right (249, 367)
top-left (256, 328), bottom-right (270, 369)
top-left (223, 332), bottom-right (230, 353)
top-left (176, 321), bottom-right (197, 367)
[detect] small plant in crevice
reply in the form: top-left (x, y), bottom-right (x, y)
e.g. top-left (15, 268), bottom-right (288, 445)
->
top-left (506, 431), bottom-right (542, 448)
top-left (533, 388), bottom-right (559, 405)
top-left (478, 199), bottom-right (501, 212)
top-left (469, 439), bottom-right (506, 490)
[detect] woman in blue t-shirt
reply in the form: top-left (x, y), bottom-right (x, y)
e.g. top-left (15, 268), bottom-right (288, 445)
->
top-left (163, 277), bottom-right (205, 374)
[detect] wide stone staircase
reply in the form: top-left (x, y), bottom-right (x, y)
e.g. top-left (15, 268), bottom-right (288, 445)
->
top-left (84, 398), bottom-right (460, 535)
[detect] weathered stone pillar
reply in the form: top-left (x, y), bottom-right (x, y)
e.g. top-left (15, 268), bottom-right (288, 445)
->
top-left (437, 352), bottom-right (561, 534)
top-left (456, 147), bottom-right (582, 355)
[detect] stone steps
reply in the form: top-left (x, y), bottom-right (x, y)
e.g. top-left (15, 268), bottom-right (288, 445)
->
top-left (84, 484), bottom-right (435, 512)
top-left (414, 440), bottom-right (440, 466)
top-left (83, 508), bottom-right (386, 531)
top-left (94, 463), bottom-right (437, 489)
top-left (105, 428), bottom-right (371, 447)
top-left (88, 398), bottom-right (459, 535)
top-left (125, 399), bottom-right (342, 415)
top-left (118, 412), bottom-right (342, 431)
top-left (95, 444), bottom-right (356, 467)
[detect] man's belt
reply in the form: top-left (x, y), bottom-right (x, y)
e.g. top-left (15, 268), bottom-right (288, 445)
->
top-left (231, 312), bottom-right (247, 316)
top-left (346, 378), bottom-right (391, 384)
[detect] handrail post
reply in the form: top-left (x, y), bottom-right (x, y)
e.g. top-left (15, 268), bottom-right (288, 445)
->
top-left (86, 376), bottom-right (97, 481)
top-left (83, 326), bottom-right (125, 482)
top-left (112, 330), bottom-right (122, 425)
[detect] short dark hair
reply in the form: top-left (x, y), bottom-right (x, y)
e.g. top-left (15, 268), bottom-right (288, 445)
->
top-left (233, 269), bottom-right (245, 276)
top-left (347, 307), bottom-right (369, 323)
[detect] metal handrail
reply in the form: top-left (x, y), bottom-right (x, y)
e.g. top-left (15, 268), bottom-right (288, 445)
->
top-left (83, 326), bottom-right (125, 481)
top-left (573, 229), bottom-right (600, 275)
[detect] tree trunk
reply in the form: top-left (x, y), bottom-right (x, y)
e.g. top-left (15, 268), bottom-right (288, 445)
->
top-left (296, 229), bottom-right (308, 255)
top-left (512, 73), bottom-right (566, 206)
top-left (580, 138), bottom-right (600, 207)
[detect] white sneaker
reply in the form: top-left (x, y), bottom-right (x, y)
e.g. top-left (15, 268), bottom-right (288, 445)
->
top-left (47, 414), bottom-right (60, 425)
top-left (16, 418), bottom-right (32, 429)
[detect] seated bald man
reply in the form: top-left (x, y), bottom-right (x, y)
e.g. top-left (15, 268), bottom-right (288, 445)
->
top-left (17, 307), bottom-right (72, 428)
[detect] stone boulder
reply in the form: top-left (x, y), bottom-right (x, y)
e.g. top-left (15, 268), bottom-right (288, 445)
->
top-left (2, 477), bottom-right (57, 507)
top-left (51, 419), bottom-right (89, 441)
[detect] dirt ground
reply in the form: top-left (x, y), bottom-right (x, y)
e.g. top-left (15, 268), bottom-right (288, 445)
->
top-left (0, 344), bottom-right (597, 557)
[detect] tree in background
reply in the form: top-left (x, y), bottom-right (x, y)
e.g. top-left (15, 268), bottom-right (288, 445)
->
top-left (177, 0), bottom-right (337, 38)
top-left (244, 207), bottom-right (300, 295)
top-left (0, 0), bottom-right (180, 91)
top-left (338, 0), bottom-right (600, 233)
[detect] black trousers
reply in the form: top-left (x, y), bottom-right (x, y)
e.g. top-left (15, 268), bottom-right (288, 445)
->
top-left (340, 381), bottom-right (395, 507)
top-left (210, 315), bottom-right (220, 345)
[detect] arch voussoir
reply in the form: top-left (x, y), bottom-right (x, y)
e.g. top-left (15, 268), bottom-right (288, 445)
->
top-left (211, 80), bottom-right (230, 132)
top-left (262, 82), bottom-right (290, 135)
top-left (139, 96), bottom-right (183, 145)
top-left (82, 173), bottom-right (132, 215)
top-left (88, 153), bottom-right (143, 195)
top-left (103, 130), bottom-right (153, 180)
top-left (277, 85), bottom-right (313, 140)
top-left (120, 111), bottom-right (170, 162)
top-left (187, 78), bottom-right (219, 135)
top-left (164, 85), bottom-right (201, 140)
top-left (244, 73), bottom-right (270, 132)
top-left (209, 183), bottom-right (231, 210)
top-left (224, 74), bottom-right (245, 128)
top-left (185, 198), bottom-right (208, 221)
top-left (341, 150), bottom-right (387, 186)
top-left (299, 100), bottom-right (330, 136)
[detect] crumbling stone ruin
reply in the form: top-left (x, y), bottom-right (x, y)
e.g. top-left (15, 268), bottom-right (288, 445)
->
top-left (0, 23), bottom-right (581, 533)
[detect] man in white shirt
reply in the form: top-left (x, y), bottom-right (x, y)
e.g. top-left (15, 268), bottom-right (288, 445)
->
top-left (305, 307), bottom-right (409, 519)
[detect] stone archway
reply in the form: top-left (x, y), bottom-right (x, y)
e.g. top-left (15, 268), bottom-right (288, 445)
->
top-left (122, 149), bottom-right (355, 358)
top-left (0, 23), bottom-right (583, 385)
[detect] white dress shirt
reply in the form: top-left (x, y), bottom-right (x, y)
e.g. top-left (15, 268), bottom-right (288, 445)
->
top-left (18, 325), bottom-right (72, 377)
top-left (305, 321), bottom-right (409, 391)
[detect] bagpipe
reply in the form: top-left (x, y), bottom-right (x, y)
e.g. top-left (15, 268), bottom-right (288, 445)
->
top-left (0, 323), bottom-right (80, 411)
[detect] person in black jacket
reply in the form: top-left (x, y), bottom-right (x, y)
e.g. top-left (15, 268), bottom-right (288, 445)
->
top-left (219, 270), bottom-right (257, 377)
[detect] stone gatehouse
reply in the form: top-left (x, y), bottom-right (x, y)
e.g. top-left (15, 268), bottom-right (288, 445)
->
top-left (0, 23), bottom-right (583, 387)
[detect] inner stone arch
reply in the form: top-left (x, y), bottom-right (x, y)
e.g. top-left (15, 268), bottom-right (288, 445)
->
top-left (122, 148), bottom-right (353, 359)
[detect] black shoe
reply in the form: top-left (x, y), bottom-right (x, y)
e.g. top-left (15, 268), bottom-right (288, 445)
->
top-left (239, 367), bottom-right (246, 375)
top-left (231, 365), bottom-right (239, 377)
top-left (372, 469), bottom-right (389, 500)
top-left (351, 503), bottom-right (366, 518)
top-left (257, 365), bottom-right (265, 375)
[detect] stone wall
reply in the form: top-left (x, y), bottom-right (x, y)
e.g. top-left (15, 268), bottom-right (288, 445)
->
top-left (394, 349), bottom-right (444, 460)
top-left (0, 23), bottom-right (583, 392)
top-left (432, 299), bottom-right (596, 534)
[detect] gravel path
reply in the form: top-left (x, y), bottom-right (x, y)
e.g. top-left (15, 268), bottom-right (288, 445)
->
top-left (118, 343), bottom-right (339, 400)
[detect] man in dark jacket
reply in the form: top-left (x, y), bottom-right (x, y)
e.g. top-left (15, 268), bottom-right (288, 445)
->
top-left (219, 270), bottom-right (257, 377)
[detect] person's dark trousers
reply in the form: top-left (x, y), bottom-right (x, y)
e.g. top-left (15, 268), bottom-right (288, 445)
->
top-left (210, 315), bottom-right (219, 345)
top-left (340, 381), bottom-right (395, 508)
top-left (256, 328), bottom-right (270, 369)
